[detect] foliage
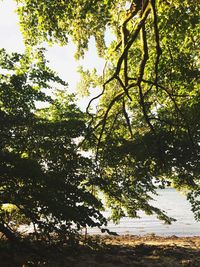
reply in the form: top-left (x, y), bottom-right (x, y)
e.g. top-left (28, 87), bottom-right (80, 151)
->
top-left (0, 49), bottom-right (106, 241)
top-left (10, 0), bottom-right (200, 223)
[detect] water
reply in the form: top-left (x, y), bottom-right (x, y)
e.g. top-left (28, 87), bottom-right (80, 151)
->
top-left (88, 188), bottom-right (200, 236)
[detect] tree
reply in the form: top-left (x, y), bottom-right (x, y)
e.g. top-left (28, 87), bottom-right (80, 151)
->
top-left (14, 0), bottom-right (200, 222)
top-left (0, 48), bottom-right (106, 242)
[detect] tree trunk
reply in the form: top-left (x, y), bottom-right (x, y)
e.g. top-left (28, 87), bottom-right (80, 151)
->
top-left (0, 222), bottom-right (19, 242)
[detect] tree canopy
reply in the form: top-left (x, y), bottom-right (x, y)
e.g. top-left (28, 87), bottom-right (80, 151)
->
top-left (0, 0), bottom-right (199, 241)
top-left (0, 48), bottom-right (106, 242)
top-left (15, 0), bottom-right (199, 219)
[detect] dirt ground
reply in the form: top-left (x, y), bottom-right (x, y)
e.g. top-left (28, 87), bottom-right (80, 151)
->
top-left (1, 234), bottom-right (200, 267)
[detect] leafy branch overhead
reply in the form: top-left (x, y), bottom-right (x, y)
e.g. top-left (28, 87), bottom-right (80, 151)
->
top-left (0, 0), bottom-right (199, 241)
top-left (16, 0), bottom-right (199, 147)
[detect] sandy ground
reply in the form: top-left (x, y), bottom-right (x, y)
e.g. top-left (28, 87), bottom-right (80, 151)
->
top-left (1, 234), bottom-right (200, 267)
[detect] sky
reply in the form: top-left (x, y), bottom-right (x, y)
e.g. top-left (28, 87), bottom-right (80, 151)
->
top-left (0, 0), bottom-right (105, 110)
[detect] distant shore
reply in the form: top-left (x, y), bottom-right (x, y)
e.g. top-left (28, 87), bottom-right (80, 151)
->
top-left (1, 234), bottom-right (200, 267)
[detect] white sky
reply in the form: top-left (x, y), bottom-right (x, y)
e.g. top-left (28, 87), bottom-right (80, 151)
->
top-left (0, 0), bottom-right (105, 110)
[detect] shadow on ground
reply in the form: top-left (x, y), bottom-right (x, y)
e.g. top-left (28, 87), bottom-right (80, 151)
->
top-left (1, 235), bottom-right (200, 267)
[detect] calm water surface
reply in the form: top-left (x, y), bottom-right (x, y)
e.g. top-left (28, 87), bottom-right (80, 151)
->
top-left (88, 188), bottom-right (200, 236)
